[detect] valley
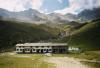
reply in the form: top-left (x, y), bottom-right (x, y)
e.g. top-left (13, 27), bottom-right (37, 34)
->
top-left (0, 6), bottom-right (100, 68)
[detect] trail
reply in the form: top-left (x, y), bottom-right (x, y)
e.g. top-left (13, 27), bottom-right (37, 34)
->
top-left (43, 57), bottom-right (90, 68)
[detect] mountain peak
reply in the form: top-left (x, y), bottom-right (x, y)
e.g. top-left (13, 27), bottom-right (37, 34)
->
top-left (25, 8), bottom-right (39, 13)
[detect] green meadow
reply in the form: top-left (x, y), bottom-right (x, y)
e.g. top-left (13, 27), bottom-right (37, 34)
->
top-left (0, 53), bottom-right (55, 68)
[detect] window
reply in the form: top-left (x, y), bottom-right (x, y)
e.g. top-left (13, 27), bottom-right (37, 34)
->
top-left (16, 49), bottom-right (19, 51)
top-left (27, 49), bottom-right (30, 51)
top-left (41, 46), bottom-right (44, 48)
top-left (47, 46), bottom-right (50, 48)
top-left (33, 49), bottom-right (35, 51)
top-left (36, 46), bottom-right (39, 48)
top-left (19, 46), bottom-right (21, 48)
top-left (49, 49), bottom-right (52, 51)
top-left (20, 49), bottom-right (22, 51)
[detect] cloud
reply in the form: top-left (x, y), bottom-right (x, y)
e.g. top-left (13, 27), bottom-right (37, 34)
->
top-left (54, 0), bottom-right (100, 14)
top-left (31, 0), bottom-right (44, 10)
top-left (0, 0), bottom-right (100, 14)
top-left (0, 0), bottom-right (44, 12)
top-left (54, 0), bottom-right (81, 14)
top-left (58, 0), bottom-right (63, 3)
top-left (44, 9), bottom-right (48, 12)
top-left (80, 0), bottom-right (100, 9)
top-left (0, 0), bottom-right (24, 11)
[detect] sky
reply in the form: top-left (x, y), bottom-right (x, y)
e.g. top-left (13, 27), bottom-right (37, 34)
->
top-left (0, 0), bottom-right (100, 14)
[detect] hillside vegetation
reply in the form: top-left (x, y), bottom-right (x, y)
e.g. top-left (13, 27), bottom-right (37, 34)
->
top-left (0, 20), bottom-right (59, 52)
top-left (69, 19), bottom-right (100, 50)
top-left (0, 53), bottom-right (55, 68)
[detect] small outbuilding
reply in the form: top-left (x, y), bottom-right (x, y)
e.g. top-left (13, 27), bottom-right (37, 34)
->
top-left (16, 43), bottom-right (68, 54)
top-left (68, 47), bottom-right (82, 53)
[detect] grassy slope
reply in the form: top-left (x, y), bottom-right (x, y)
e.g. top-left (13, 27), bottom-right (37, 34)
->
top-left (67, 51), bottom-right (100, 68)
top-left (0, 54), bottom-right (55, 68)
top-left (0, 20), bottom-right (59, 51)
top-left (69, 20), bottom-right (100, 50)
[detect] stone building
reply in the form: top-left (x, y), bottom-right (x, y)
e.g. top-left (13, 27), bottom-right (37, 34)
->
top-left (16, 43), bottom-right (68, 54)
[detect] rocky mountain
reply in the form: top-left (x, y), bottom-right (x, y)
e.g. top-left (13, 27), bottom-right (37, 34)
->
top-left (0, 8), bottom-right (48, 24)
top-left (78, 8), bottom-right (100, 21)
top-left (0, 8), bottom-right (79, 25)
top-left (65, 13), bottom-right (79, 21)
top-left (47, 13), bottom-right (69, 23)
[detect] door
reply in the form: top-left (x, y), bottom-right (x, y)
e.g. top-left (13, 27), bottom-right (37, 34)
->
top-left (22, 49), bottom-right (25, 53)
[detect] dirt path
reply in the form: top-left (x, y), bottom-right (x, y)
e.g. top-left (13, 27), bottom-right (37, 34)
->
top-left (43, 57), bottom-right (89, 68)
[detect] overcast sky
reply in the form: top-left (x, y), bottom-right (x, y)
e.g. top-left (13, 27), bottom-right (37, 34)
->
top-left (0, 0), bottom-right (100, 14)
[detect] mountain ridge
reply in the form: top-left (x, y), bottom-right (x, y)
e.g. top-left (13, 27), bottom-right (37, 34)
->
top-left (0, 8), bottom-right (79, 24)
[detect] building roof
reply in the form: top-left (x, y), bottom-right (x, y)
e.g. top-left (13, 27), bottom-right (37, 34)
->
top-left (16, 43), bottom-right (68, 46)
